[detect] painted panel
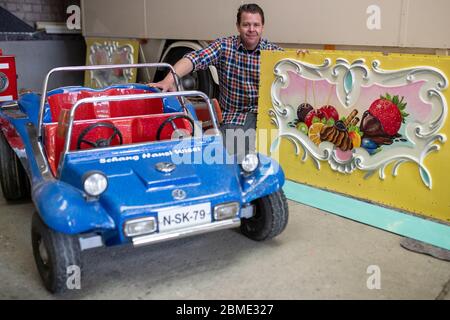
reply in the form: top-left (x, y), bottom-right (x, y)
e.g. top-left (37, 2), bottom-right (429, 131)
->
top-left (258, 50), bottom-right (450, 222)
top-left (84, 38), bottom-right (139, 88)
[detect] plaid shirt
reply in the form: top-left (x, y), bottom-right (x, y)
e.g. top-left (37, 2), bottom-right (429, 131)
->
top-left (185, 36), bottom-right (283, 126)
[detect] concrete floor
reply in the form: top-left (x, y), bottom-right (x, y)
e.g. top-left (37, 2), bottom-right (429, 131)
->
top-left (0, 194), bottom-right (449, 300)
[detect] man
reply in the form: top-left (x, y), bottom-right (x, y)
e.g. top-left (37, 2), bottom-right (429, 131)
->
top-left (149, 3), bottom-right (282, 156)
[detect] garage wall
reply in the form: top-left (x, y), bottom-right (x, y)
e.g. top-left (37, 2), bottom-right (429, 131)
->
top-left (0, 39), bottom-right (86, 92)
top-left (0, 0), bottom-right (85, 92)
top-left (0, 0), bottom-right (80, 27)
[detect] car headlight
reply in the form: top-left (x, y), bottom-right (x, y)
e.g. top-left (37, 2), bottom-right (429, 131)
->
top-left (124, 217), bottom-right (157, 237)
top-left (241, 153), bottom-right (259, 173)
top-left (83, 172), bottom-right (108, 197)
top-left (214, 202), bottom-right (240, 220)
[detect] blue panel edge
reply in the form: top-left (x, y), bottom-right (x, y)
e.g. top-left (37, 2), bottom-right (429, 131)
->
top-left (283, 180), bottom-right (450, 250)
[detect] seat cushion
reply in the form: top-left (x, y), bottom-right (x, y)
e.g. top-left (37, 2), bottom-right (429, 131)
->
top-left (47, 88), bottom-right (164, 122)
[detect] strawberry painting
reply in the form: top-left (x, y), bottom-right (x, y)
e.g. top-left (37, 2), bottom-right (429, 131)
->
top-left (360, 94), bottom-right (409, 148)
top-left (368, 94), bottom-right (408, 136)
top-left (273, 58), bottom-right (445, 189)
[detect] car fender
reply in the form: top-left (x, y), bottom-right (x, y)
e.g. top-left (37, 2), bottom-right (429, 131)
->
top-left (241, 154), bottom-right (285, 204)
top-left (33, 180), bottom-right (115, 235)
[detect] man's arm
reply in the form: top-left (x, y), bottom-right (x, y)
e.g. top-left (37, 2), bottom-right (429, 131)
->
top-left (148, 57), bottom-right (194, 92)
top-left (148, 39), bottom-right (222, 92)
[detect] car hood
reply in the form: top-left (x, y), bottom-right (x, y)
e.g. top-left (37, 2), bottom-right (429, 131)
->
top-left (59, 136), bottom-right (243, 216)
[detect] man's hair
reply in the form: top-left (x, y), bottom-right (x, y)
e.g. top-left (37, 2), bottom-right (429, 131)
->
top-left (236, 3), bottom-right (265, 25)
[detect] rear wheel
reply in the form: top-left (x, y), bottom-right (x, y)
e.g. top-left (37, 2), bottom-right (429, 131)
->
top-left (0, 133), bottom-right (30, 201)
top-left (31, 213), bottom-right (82, 294)
top-left (155, 47), bottom-right (217, 98)
top-left (241, 189), bottom-right (289, 241)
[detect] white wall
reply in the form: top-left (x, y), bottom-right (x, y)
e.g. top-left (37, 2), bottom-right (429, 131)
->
top-left (81, 0), bottom-right (450, 50)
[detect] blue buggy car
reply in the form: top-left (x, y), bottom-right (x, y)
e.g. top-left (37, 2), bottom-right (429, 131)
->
top-left (0, 63), bottom-right (288, 293)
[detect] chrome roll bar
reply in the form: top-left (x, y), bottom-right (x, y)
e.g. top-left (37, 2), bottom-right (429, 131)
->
top-left (38, 63), bottom-right (182, 139)
top-left (59, 90), bottom-right (218, 165)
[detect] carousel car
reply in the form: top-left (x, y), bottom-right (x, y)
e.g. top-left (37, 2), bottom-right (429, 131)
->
top-left (0, 63), bottom-right (288, 293)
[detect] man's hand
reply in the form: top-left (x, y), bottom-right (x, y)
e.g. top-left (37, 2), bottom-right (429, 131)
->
top-left (147, 58), bottom-right (194, 92)
top-left (147, 77), bottom-right (176, 92)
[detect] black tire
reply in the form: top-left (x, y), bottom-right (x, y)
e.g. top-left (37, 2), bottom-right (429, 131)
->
top-left (241, 189), bottom-right (289, 241)
top-left (0, 133), bottom-right (31, 201)
top-left (155, 47), bottom-right (217, 98)
top-left (31, 213), bottom-right (82, 294)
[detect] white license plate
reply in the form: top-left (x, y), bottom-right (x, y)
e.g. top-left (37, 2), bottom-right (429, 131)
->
top-left (158, 203), bottom-right (211, 232)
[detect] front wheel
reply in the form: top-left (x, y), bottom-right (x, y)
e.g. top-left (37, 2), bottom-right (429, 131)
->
top-left (31, 213), bottom-right (82, 294)
top-left (241, 189), bottom-right (289, 241)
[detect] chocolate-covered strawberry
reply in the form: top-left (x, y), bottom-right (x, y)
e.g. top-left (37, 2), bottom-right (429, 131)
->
top-left (360, 111), bottom-right (384, 137)
top-left (360, 112), bottom-right (394, 145)
top-left (361, 94), bottom-right (408, 142)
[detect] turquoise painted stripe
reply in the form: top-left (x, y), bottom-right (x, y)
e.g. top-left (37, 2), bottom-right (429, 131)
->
top-left (283, 180), bottom-right (450, 250)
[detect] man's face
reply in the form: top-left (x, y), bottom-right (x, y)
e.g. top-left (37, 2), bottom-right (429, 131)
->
top-left (236, 12), bottom-right (264, 51)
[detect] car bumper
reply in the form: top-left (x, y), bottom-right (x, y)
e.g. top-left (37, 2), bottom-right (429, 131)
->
top-left (131, 218), bottom-right (241, 247)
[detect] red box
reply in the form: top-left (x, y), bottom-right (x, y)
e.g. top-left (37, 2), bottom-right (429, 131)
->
top-left (0, 51), bottom-right (18, 102)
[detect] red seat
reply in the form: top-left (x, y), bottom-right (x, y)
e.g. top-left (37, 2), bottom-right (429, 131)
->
top-left (192, 98), bottom-right (223, 129)
top-left (47, 88), bottom-right (164, 122)
top-left (43, 113), bottom-right (192, 175)
top-left (44, 87), bottom-right (170, 175)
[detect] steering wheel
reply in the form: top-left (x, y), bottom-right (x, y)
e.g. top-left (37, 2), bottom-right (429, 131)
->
top-left (76, 122), bottom-right (123, 150)
top-left (156, 115), bottom-right (195, 141)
